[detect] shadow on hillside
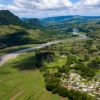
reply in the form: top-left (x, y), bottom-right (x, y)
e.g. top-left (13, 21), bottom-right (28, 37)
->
top-left (12, 51), bottom-right (54, 71)
top-left (12, 56), bottom-right (37, 70)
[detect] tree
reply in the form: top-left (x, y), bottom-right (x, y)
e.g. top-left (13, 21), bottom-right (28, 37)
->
top-left (84, 39), bottom-right (93, 49)
top-left (52, 88), bottom-right (58, 94)
top-left (58, 86), bottom-right (68, 97)
top-left (84, 55), bottom-right (89, 61)
top-left (46, 83), bottom-right (58, 91)
top-left (70, 48), bottom-right (78, 54)
top-left (88, 60), bottom-right (100, 68)
top-left (67, 55), bottom-right (77, 65)
top-left (35, 52), bottom-right (55, 67)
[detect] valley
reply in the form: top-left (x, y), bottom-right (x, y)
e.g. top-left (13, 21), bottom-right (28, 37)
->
top-left (0, 10), bottom-right (100, 100)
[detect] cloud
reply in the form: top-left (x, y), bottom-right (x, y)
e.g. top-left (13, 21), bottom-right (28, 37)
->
top-left (0, 0), bottom-right (100, 17)
top-left (84, 0), bottom-right (100, 6)
top-left (73, 0), bottom-right (100, 16)
top-left (12, 0), bottom-right (73, 12)
top-left (0, 0), bottom-right (73, 13)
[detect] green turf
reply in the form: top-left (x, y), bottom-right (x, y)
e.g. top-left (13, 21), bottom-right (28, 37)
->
top-left (0, 52), bottom-right (61, 100)
top-left (45, 56), bottom-right (67, 68)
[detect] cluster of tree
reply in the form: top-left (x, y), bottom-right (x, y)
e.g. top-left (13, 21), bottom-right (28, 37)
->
top-left (84, 55), bottom-right (89, 61)
top-left (45, 77), bottom-right (94, 100)
top-left (22, 18), bottom-right (43, 29)
top-left (84, 39), bottom-right (94, 49)
top-left (67, 55), bottom-right (77, 65)
top-left (58, 66), bottom-right (70, 74)
top-left (74, 63), bottom-right (95, 78)
top-left (70, 48), bottom-right (78, 54)
top-left (35, 52), bottom-right (55, 67)
top-left (88, 59), bottom-right (100, 68)
top-left (57, 87), bottom-right (94, 100)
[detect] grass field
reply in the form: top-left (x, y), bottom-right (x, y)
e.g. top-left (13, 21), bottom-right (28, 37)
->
top-left (45, 56), bottom-right (67, 68)
top-left (0, 51), bottom-right (66, 100)
top-left (0, 69), bottom-right (60, 100)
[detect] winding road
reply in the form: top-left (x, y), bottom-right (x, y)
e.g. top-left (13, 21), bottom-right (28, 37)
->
top-left (0, 40), bottom-right (64, 66)
top-left (0, 33), bottom-right (88, 66)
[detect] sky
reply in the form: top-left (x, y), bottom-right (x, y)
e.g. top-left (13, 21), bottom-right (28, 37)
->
top-left (0, 0), bottom-right (100, 18)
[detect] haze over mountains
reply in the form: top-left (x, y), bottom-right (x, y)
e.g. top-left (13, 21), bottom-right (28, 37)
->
top-left (40, 15), bottom-right (100, 24)
top-left (0, 10), bottom-right (100, 29)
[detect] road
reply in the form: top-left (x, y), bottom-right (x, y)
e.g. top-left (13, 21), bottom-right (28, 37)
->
top-left (0, 40), bottom-right (64, 66)
top-left (0, 33), bottom-right (88, 66)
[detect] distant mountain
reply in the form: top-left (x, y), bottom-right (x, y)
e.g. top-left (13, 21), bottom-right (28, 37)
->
top-left (41, 16), bottom-right (73, 23)
top-left (22, 18), bottom-right (40, 25)
top-left (40, 15), bottom-right (100, 30)
top-left (21, 18), bottom-right (43, 29)
top-left (41, 15), bottom-right (100, 25)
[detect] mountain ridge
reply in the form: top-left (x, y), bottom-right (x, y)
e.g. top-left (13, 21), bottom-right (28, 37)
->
top-left (0, 10), bottom-right (23, 26)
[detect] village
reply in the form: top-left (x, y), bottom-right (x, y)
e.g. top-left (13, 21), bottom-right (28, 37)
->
top-left (61, 73), bottom-right (100, 99)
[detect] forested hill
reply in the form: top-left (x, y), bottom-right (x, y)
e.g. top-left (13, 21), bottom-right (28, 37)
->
top-left (0, 10), bottom-right (23, 26)
top-left (0, 10), bottom-right (43, 29)
top-left (21, 18), bottom-right (43, 29)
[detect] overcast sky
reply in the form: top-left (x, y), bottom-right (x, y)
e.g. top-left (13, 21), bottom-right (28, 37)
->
top-left (0, 0), bottom-right (100, 18)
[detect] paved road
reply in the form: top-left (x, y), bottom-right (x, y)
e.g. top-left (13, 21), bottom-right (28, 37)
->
top-left (0, 40), bottom-right (64, 66)
top-left (0, 34), bottom-right (88, 66)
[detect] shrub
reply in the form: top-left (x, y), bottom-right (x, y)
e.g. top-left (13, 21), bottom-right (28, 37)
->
top-left (67, 55), bottom-right (77, 65)
top-left (46, 78), bottom-right (60, 83)
top-left (46, 83), bottom-right (58, 91)
top-left (84, 55), bottom-right (89, 61)
top-left (58, 86), bottom-right (68, 97)
top-left (88, 60), bottom-right (100, 68)
top-left (58, 66), bottom-right (70, 74)
top-left (52, 88), bottom-right (58, 94)
top-left (54, 72), bottom-right (62, 77)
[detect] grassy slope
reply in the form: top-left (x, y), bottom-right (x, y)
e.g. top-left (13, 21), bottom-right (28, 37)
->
top-left (0, 25), bottom-right (65, 48)
top-left (0, 25), bottom-right (24, 35)
top-left (0, 52), bottom-right (61, 100)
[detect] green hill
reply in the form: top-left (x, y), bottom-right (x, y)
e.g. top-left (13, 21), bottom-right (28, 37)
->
top-left (0, 10), bottom-right (23, 25)
top-left (22, 18), bottom-right (44, 29)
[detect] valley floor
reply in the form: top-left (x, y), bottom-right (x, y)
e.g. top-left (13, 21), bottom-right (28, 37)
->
top-left (0, 37), bottom-right (99, 100)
